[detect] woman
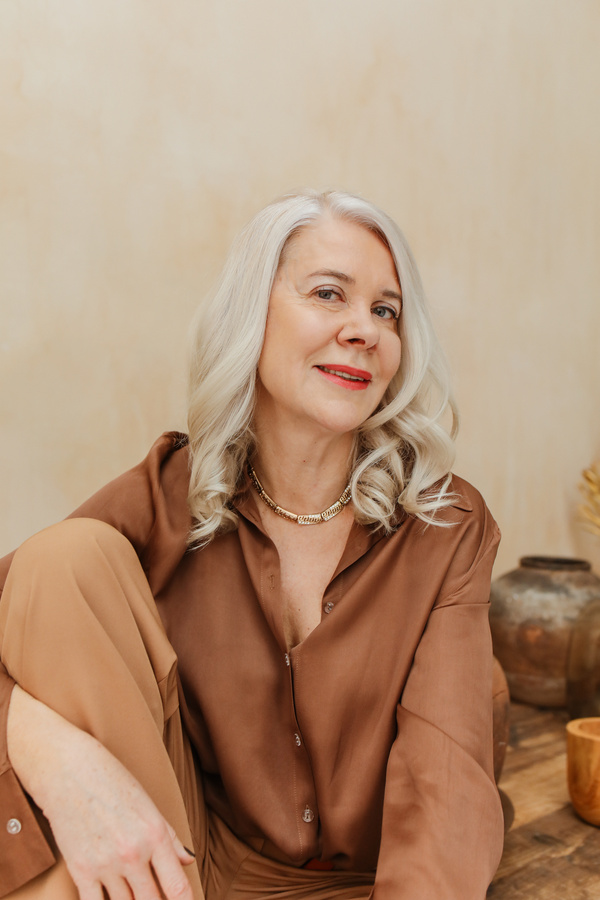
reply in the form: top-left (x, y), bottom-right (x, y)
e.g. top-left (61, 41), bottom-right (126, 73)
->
top-left (0, 190), bottom-right (504, 900)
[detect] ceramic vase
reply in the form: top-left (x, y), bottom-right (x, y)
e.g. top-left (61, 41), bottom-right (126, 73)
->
top-left (567, 597), bottom-right (600, 719)
top-left (490, 556), bottom-right (600, 707)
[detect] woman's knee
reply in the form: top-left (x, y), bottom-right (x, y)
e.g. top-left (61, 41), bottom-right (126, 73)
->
top-left (2, 519), bottom-right (155, 676)
top-left (13, 518), bottom-right (136, 576)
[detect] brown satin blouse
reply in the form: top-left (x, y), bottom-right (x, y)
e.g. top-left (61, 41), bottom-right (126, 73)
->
top-left (0, 432), bottom-right (504, 898)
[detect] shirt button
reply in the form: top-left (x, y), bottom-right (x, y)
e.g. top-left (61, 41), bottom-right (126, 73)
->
top-left (284, 653), bottom-right (290, 667)
top-left (7, 818), bottom-right (22, 835)
top-left (294, 733), bottom-right (302, 747)
top-left (323, 601), bottom-right (335, 614)
top-left (302, 807), bottom-right (315, 823)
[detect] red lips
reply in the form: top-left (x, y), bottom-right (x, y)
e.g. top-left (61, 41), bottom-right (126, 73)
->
top-left (323, 364), bottom-right (372, 381)
top-left (315, 365), bottom-right (372, 391)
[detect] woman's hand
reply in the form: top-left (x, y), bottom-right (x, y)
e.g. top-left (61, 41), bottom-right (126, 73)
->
top-left (7, 685), bottom-right (196, 900)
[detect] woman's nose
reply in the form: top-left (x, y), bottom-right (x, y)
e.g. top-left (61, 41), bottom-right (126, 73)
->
top-left (336, 305), bottom-right (380, 348)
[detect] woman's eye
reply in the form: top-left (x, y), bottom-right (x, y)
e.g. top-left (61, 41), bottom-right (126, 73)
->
top-left (316, 289), bottom-right (341, 301)
top-left (373, 305), bottom-right (399, 320)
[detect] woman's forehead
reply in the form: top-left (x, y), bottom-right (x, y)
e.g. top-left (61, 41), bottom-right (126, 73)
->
top-left (278, 215), bottom-right (400, 288)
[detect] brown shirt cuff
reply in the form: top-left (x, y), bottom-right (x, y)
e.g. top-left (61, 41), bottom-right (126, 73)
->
top-left (0, 668), bottom-right (56, 896)
top-left (0, 767), bottom-right (56, 897)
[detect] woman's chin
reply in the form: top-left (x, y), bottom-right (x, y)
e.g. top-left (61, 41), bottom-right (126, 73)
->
top-left (302, 408), bottom-right (374, 438)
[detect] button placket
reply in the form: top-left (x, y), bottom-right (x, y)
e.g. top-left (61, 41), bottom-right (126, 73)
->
top-left (285, 654), bottom-right (303, 750)
top-left (284, 649), bottom-right (318, 843)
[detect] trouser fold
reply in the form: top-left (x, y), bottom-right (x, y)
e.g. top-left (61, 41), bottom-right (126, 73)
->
top-left (1, 518), bottom-right (204, 899)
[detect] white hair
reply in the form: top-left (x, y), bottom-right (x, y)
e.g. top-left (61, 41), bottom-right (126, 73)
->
top-left (187, 189), bottom-right (458, 546)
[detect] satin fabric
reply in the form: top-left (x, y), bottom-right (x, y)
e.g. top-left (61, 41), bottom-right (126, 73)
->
top-left (0, 433), bottom-right (504, 898)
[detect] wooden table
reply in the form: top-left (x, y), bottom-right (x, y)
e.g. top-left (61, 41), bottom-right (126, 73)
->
top-left (488, 702), bottom-right (600, 899)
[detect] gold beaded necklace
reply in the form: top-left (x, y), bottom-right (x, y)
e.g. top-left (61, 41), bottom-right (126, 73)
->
top-left (247, 464), bottom-right (352, 525)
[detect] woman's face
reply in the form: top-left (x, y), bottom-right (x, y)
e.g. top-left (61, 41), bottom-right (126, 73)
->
top-left (256, 215), bottom-right (402, 439)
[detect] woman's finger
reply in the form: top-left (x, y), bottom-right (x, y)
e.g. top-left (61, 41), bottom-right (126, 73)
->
top-left (164, 821), bottom-right (197, 868)
top-left (151, 843), bottom-right (194, 900)
top-left (98, 876), bottom-right (135, 900)
top-left (124, 867), bottom-right (164, 900)
top-left (75, 880), bottom-right (109, 900)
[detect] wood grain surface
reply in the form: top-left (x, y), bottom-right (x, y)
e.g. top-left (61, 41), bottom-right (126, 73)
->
top-left (488, 703), bottom-right (600, 899)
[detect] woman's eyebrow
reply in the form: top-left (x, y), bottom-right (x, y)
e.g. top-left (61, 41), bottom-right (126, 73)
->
top-left (381, 288), bottom-right (403, 304)
top-left (307, 268), bottom-right (354, 283)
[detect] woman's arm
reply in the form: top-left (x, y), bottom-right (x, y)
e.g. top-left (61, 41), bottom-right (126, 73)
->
top-left (371, 491), bottom-right (504, 900)
top-left (7, 685), bottom-right (196, 900)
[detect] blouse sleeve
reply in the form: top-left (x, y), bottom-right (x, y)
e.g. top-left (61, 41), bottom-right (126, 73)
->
top-left (0, 432), bottom-right (190, 898)
top-left (371, 494), bottom-right (504, 900)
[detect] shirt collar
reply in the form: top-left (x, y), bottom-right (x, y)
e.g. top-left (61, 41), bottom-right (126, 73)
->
top-left (232, 474), bottom-right (402, 576)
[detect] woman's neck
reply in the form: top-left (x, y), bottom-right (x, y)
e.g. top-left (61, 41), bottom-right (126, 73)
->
top-left (251, 422), bottom-right (354, 516)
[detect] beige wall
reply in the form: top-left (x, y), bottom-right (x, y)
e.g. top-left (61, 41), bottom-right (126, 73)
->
top-left (2, 0), bottom-right (599, 576)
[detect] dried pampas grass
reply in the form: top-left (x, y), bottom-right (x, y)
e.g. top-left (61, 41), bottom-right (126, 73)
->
top-left (580, 462), bottom-right (600, 537)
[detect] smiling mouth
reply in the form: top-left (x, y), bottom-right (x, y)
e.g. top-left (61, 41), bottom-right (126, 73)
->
top-left (316, 366), bottom-right (372, 383)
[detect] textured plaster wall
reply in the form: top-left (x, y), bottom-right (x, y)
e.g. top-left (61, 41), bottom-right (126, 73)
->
top-left (1, 0), bottom-right (599, 575)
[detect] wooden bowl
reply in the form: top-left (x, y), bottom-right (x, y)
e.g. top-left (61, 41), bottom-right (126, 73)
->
top-left (566, 717), bottom-right (600, 826)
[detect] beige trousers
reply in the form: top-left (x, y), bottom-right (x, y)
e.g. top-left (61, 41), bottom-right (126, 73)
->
top-left (2, 520), bottom-right (374, 900)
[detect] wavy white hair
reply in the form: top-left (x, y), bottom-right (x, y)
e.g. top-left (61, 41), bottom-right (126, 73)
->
top-left (187, 189), bottom-right (458, 546)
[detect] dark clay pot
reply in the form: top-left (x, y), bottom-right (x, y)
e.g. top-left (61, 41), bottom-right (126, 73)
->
top-left (566, 596), bottom-right (600, 719)
top-left (489, 557), bottom-right (600, 707)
